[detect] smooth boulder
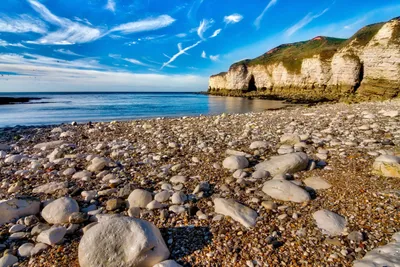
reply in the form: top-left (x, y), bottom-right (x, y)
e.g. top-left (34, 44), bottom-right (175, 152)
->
top-left (128, 189), bottom-right (153, 208)
top-left (303, 177), bottom-right (332, 190)
top-left (153, 260), bottom-right (183, 267)
top-left (255, 152), bottom-right (309, 176)
top-left (213, 198), bottom-right (257, 228)
top-left (78, 217), bottom-right (169, 267)
top-left (41, 197), bottom-right (79, 224)
top-left (313, 209), bottom-right (346, 236)
top-left (222, 156), bottom-right (249, 170)
top-left (0, 198), bottom-right (40, 225)
top-left (262, 180), bottom-right (310, 203)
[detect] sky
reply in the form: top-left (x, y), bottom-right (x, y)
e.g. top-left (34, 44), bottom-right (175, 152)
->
top-left (0, 0), bottom-right (399, 92)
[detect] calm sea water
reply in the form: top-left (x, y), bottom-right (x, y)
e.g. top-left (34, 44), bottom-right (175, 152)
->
top-left (0, 92), bottom-right (286, 128)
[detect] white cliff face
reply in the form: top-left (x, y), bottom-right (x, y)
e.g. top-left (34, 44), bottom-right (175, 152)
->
top-left (209, 19), bottom-right (400, 100)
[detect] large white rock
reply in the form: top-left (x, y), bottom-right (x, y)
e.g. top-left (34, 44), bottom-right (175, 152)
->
top-left (33, 140), bottom-right (65, 150)
top-left (153, 260), bottom-right (183, 267)
top-left (262, 180), bottom-right (310, 203)
top-left (255, 152), bottom-right (309, 176)
top-left (303, 177), bottom-right (332, 190)
top-left (41, 197), bottom-right (79, 224)
top-left (372, 155), bottom-right (400, 178)
top-left (72, 170), bottom-right (92, 180)
top-left (78, 217), bottom-right (169, 267)
top-left (5, 155), bottom-right (25, 163)
top-left (222, 156), bottom-right (249, 170)
top-left (280, 134), bottom-right (301, 145)
top-left (213, 198), bottom-right (257, 228)
top-left (32, 182), bottom-right (68, 194)
top-left (353, 232), bottom-right (400, 267)
top-left (18, 243), bottom-right (34, 257)
top-left (0, 198), bottom-right (41, 225)
top-left (313, 209), bottom-right (346, 236)
top-left (36, 226), bottom-right (67, 245)
top-left (128, 189), bottom-right (153, 208)
top-left (0, 254), bottom-right (18, 267)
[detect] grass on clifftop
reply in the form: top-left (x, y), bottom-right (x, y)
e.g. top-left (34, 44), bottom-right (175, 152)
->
top-left (227, 21), bottom-right (390, 75)
top-left (340, 22), bottom-right (385, 47)
top-left (235, 37), bottom-right (346, 74)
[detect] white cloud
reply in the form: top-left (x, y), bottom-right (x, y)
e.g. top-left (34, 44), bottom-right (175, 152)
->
top-left (224, 14), bottom-right (243, 24)
top-left (27, 0), bottom-right (102, 45)
top-left (0, 14), bottom-right (47, 34)
top-left (161, 41), bottom-right (202, 69)
top-left (105, 0), bottom-right (116, 13)
top-left (209, 55), bottom-right (219, 61)
top-left (176, 33), bottom-right (187, 38)
top-left (286, 8), bottom-right (330, 36)
top-left (0, 53), bottom-right (206, 91)
top-left (54, 49), bottom-right (84, 57)
top-left (254, 0), bottom-right (278, 29)
top-left (0, 40), bottom-right (29, 48)
top-left (201, 51), bottom-right (207, 58)
top-left (110, 15), bottom-right (176, 34)
top-left (26, 0), bottom-right (175, 45)
top-left (197, 19), bottom-right (214, 40)
top-left (210, 29), bottom-right (221, 38)
top-left (123, 58), bottom-right (152, 67)
top-left (187, 0), bottom-right (204, 20)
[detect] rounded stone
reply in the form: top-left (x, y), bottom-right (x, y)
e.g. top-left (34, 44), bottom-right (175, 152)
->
top-left (128, 189), bottom-right (153, 208)
top-left (41, 197), bottom-right (79, 224)
top-left (78, 217), bottom-right (169, 267)
top-left (222, 156), bottom-right (249, 170)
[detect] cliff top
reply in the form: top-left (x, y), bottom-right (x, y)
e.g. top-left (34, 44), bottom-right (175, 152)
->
top-left (223, 18), bottom-right (397, 75)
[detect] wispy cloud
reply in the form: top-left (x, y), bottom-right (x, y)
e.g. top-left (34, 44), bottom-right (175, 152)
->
top-left (123, 58), bottom-right (152, 67)
top-left (197, 19), bottom-right (214, 40)
top-left (286, 7), bottom-right (330, 36)
top-left (105, 0), bottom-right (116, 13)
top-left (201, 51), bottom-right (207, 58)
top-left (0, 53), bottom-right (207, 92)
top-left (110, 15), bottom-right (176, 34)
top-left (254, 0), bottom-right (277, 29)
top-left (176, 33), bottom-right (187, 38)
top-left (55, 49), bottom-right (84, 57)
top-left (161, 41), bottom-right (202, 69)
top-left (209, 55), bottom-right (219, 61)
top-left (344, 17), bottom-right (367, 29)
top-left (27, 0), bottom-right (102, 44)
top-left (224, 14), bottom-right (243, 24)
top-left (0, 40), bottom-right (29, 48)
top-left (0, 14), bottom-right (47, 34)
top-left (187, 0), bottom-right (204, 20)
top-left (26, 0), bottom-right (175, 45)
top-left (210, 28), bottom-right (221, 38)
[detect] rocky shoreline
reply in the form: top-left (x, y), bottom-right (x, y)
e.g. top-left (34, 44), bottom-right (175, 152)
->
top-left (0, 97), bottom-right (42, 106)
top-left (0, 100), bottom-right (399, 266)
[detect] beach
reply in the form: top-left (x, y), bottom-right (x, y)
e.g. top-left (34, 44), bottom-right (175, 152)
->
top-left (0, 99), bottom-right (399, 266)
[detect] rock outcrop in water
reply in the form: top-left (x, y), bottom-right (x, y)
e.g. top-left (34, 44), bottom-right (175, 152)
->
top-left (208, 17), bottom-right (400, 101)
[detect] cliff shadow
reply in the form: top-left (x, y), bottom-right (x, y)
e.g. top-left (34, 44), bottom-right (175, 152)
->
top-left (160, 226), bottom-right (213, 266)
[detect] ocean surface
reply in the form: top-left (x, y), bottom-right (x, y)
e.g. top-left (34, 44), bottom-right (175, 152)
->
top-left (0, 92), bottom-right (286, 128)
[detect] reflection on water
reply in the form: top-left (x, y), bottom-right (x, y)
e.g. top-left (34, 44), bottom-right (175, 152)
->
top-left (0, 93), bottom-right (286, 127)
top-left (208, 96), bottom-right (285, 114)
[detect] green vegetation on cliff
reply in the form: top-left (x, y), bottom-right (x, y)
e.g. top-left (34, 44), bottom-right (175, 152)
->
top-left (229, 21), bottom-right (389, 74)
top-left (234, 37), bottom-right (346, 74)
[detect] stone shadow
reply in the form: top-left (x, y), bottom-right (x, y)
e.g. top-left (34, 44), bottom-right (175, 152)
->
top-left (160, 226), bottom-right (213, 267)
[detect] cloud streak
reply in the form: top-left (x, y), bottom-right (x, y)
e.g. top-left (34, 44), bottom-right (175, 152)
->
top-left (209, 55), bottom-right (219, 61)
top-left (286, 7), bottom-right (330, 36)
top-left (254, 0), bottom-right (277, 29)
top-left (224, 14), bottom-right (243, 24)
top-left (0, 14), bottom-right (47, 34)
top-left (210, 28), bottom-right (221, 38)
top-left (161, 41), bottom-right (202, 69)
top-left (197, 19), bottom-right (213, 40)
top-left (25, 0), bottom-right (175, 45)
top-left (55, 49), bottom-right (84, 57)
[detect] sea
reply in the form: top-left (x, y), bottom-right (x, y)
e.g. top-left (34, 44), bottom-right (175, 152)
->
top-left (0, 92), bottom-right (286, 128)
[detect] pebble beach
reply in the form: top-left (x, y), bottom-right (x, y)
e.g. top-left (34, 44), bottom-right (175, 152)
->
top-left (0, 99), bottom-right (399, 267)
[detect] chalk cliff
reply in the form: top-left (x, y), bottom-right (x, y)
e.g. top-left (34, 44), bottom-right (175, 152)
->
top-left (208, 18), bottom-right (400, 101)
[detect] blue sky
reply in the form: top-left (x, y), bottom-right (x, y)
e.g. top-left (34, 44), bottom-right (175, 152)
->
top-left (0, 0), bottom-right (399, 92)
